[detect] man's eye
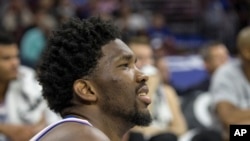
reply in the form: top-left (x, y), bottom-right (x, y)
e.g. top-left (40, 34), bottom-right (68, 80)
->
top-left (119, 63), bottom-right (129, 68)
top-left (1, 56), bottom-right (11, 60)
top-left (121, 64), bottom-right (129, 67)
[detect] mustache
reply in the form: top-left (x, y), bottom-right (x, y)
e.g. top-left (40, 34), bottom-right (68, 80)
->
top-left (135, 82), bottom-right (147, 93)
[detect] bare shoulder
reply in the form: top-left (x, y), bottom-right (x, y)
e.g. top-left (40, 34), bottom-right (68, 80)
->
top-left (40, 122), bottom-right (110, 141)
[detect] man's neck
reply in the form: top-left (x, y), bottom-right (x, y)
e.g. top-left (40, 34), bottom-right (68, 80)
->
top-left (99, 114), bottom-right (134, 141)
top-left (63, 106), bottom-right (133, 141)
top-left (0, 81), bottom-right (9, 102)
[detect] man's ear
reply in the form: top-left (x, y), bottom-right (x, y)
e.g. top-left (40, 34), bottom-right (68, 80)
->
top-left (73, 79), bottom-right (97, 102)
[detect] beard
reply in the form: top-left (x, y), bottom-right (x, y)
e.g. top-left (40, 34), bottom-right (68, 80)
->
top-left (126, 103), bottom-right (152, 126)
top-left (100, 95), bottom-right (152, 126)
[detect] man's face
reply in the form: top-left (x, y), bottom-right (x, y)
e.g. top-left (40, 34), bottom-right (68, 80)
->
top-left (129, 43), bottom-right (154, 69)
top-left (91, 39), bottom-right (152, 126)
top-left (239, 45), bottom-right (250, 63)
top-left (206, 45), bottom-right (229, 74)
top-left (156, 58), bottom-right (170, 83)
top-left (0, 44), bottom-right (20, 82)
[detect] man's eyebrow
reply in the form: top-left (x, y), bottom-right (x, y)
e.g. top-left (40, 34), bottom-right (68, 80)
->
top-left (116, 54), bottom-right (134, 62)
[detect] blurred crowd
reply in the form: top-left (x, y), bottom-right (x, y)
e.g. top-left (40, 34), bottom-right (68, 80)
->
top-left (0, 0), bottom-right (250, 141)
top-left (0, 0), bottom-right (250, 60)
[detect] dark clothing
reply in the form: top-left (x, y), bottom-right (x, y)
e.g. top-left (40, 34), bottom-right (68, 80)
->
top-left (129, 132), bottom-right (178, 141)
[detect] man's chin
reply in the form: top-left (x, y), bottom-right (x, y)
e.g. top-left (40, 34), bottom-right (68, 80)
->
top-left (130, 110), bottom-right (152, 126)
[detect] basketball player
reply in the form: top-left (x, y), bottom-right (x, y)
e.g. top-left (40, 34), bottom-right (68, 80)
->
top-left (30, 17), bottom-right (152, 141)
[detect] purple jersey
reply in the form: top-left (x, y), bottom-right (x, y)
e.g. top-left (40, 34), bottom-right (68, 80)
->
top-left (30, 117), bottom-right (93, 141)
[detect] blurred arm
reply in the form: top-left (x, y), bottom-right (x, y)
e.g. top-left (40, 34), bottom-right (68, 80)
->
top-left (216, 101), bottom-right (250, 127)
top-left (164, 85), bottom-right (187, 136)
top-left (0, 112), bottom-right (47, 141)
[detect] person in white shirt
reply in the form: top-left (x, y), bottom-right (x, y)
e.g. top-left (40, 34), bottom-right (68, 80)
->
top-left (210, 26), bottom-right (250, 141)
top-left (0, 32), bottom-right (59, 141)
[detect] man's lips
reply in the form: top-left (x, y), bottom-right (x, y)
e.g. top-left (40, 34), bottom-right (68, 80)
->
top-left (137, 85), bottom-right (151, 105)
top-left (137, 85), bottom-right (149, 94)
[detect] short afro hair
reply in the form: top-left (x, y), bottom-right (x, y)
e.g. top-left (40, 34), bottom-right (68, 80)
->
top-left (37, 17), bottom-right (121, 114)
top-left (0, 31), bottom-right (15, 45)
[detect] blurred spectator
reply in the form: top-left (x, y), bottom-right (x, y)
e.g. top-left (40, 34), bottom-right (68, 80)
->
top-left (199, 0), bottom-right (239, 54)
top-left (147, 13), bottom-right (170, 40)
top-left (200, 41), bottom-right (230, 75)
top-left (147, 12), bottom-right (177, 56)
top-left (20, 8), bottom-right (57, 69)
top-left (0, 0), bottom-right (247, 57)
top-left (56, 0), bottom-right (76, 23)
top-left (124, 36), bottom-right (187, 141)
top-left (115, 2), bottom-right (149, 39)
top-left (0, 32), bottom-right (59, 141)
top-left (36, 0), bottom-right (56, 16)
top-left (179, 41), bottom-right (229, 141)
top-left (0, 0), bottom-right (34, 42)
top-left (94, 0), bottom-right (119, 15)
top-left (185, 41), bottom-right (230, 94)
top-left (210, 26), bottom-right (250, 141)
top-left (75, 0), bottom-right (94, 19)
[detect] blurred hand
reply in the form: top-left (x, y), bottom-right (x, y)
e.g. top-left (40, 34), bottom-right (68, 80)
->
top-left (3, 112), bottom-right (46, 141)
top-left (5, 124), bottom-right (34, 141)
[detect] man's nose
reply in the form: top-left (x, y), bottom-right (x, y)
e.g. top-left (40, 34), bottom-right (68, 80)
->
top-left (136, 71), bottom-right (149, 83)
top-left (12, 57), bottom-right (20, 66)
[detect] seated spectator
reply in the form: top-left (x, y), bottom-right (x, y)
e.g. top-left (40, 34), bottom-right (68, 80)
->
top-left (0, 32), bottom-right (59, 141)
top-left (177, 41), bottom-right (229, 141)
top-left (210, 26), bottom-right (250, 141)
top-left (20, 8), bottom-right (57, 69)
top-left (185, 41), bottom-right (230, 94)
top-left (0, 0), bottom-right (34, 41)
top-left (124, 36), bottom-right (187, 141)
